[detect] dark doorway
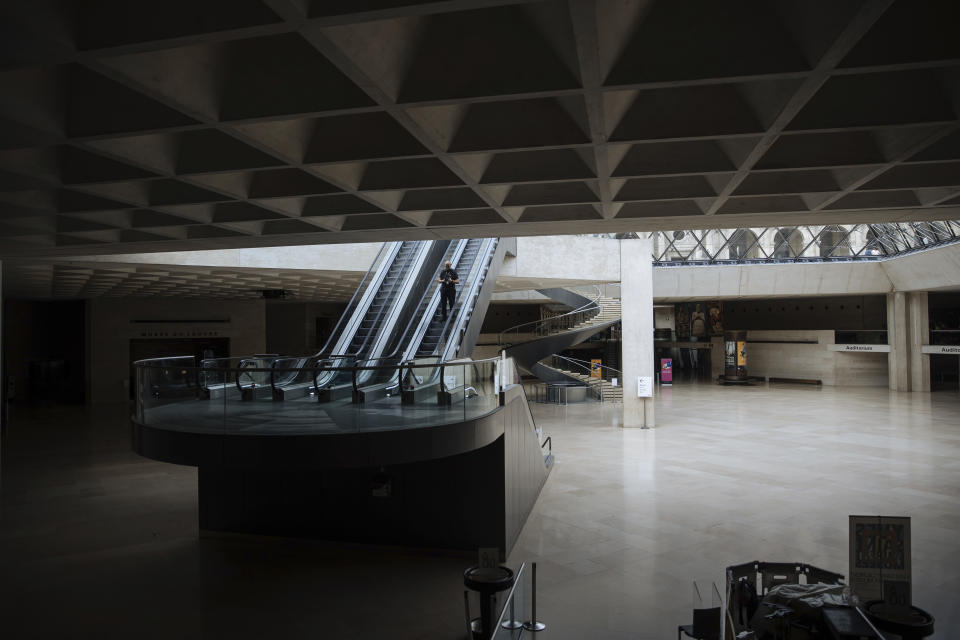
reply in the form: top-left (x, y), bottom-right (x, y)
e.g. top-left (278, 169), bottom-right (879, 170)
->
top-left (315, 316), bottom-right (333, 351)
top-left (668, 346), bottom-right (712, 381)
top-left (128, 338), bottom-right (229, 398)
top-left (930, 354), bottom-right (959, 392)
top-left (3, 300), bottom-right (86, 405)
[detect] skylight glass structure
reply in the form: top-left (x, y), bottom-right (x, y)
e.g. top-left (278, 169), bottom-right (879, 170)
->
top-left (604, 221), bottom-right (960, 264)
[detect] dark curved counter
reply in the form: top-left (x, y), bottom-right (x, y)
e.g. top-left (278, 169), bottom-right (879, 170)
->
top-left (131, 385), bottom-right (552, 556)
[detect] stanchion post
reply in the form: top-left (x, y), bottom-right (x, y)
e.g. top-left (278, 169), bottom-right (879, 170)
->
top-left (523, 562), bottom-right (546, 632)
top-left (501, 597), bottom-right (523, 631)
top-left (463, 590), bottom-right (473, 639)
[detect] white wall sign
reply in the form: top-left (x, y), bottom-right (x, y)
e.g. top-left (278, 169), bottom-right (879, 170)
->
top-left (637, 376), bottom-right (653, 398)
top-left (444, 375), bottom-right (457, 390)
top-left (922, 344), bottom-right (960, 354)
top-left (828, 344), bottom-right (891, 353)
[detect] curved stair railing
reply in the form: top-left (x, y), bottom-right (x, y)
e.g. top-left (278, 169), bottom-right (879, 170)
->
top-left (542, 354), bottom-right (623, 403)
top-left (500, 288), bottom-right (622, 389)
top-left (498, 285), bottom-right (603, 347)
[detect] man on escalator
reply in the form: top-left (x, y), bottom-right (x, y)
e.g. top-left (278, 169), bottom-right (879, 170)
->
top-left (438, 260), bottom-right (459, 320)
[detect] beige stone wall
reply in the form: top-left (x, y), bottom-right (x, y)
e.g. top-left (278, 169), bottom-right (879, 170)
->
top-left (744, 329), bottom-right (888, 387)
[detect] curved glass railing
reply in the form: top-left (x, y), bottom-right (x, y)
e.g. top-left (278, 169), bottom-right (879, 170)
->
top-left (592, 220), bottom-right (960, 264)
top-left (134, 355), bottom-right (511, 435)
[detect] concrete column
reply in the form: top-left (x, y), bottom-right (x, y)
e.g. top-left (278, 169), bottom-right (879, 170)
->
top-left (887, 292), bottom-right (909, 391)
top-left (621, 238), bottom-right (654, 428)
top-left (710, 336), bottom-right (724, 380)
top-left (907, 291), bottom-right (930, 392)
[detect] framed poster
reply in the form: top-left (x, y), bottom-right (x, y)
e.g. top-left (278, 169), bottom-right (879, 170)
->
top-left (707, 302), bottom-right (723, 336)
top-left (849, 515), bottom-right (911, 604)
top-left (590, 359), bottom-right (602, 379)
top-left (725, 340), bottom-right (737, 369)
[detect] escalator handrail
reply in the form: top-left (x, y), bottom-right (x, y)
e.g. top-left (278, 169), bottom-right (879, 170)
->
top-left (372, 239), bottom-right (466, 367)
top-left (418, 246), bottom-right (475, 358)
top-left (269, 356), bottom-right (317, 393)
top-left (394, 239), bottom-right (471, 363)
top-left (315, 242), bottom-right (422, 390)
top-left (317, 242), bottom-right (397, 357)
top-left (350, 241), bottom-right (436, 387)
top-left (234, 358), bottom-right (264, 392)
top-left (205, 355), bottom-right (507, 398)
top-left (345, 240), bottom-right (426, 361)
top-left (230, 355), bottom-right (502, 376)
top-left (436, 238), bottom-right (499, 361)
top-left (351, 358), bottom-right (406, 394)
top-left (498, 285), bottom-right (604, 346)
top-left (393, 239), bottom-right (496, 394)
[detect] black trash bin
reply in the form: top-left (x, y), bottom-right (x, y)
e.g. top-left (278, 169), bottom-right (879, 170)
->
top-left (463, 565), bottom-right (515, 640)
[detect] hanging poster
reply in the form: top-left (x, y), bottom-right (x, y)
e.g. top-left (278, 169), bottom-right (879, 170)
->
top-left (660, 358), bottom-right (672, 384)
top-left (849, 515), bottom-right (911, 604)
top-left (725, 341), bottom-right (737, 369)
top-left (590, 359), bottom-right (602, 379)
top-left (690, 303), bottom-right (707, 339)
top-left (707, 302), bottom-right (723, 336)
top-left (676, 304), bottom-right (690, 339)
top-left (736, 341), bottom-right (747, 367)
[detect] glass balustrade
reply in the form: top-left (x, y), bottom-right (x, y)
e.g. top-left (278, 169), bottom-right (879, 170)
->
top-left (134, 355), bottom-right (510, 435)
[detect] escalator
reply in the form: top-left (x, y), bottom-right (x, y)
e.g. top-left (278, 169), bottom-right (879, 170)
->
top-left (214, 240), bottom-right (438, 402)
top-left (235, 237), bottom-right (505, 406)
top-left (311, 239), bottom-right (443, 401)
top-left (415, 238), bottom-right (485, 357)
top-left (353, 237), bottom-right (506, 403)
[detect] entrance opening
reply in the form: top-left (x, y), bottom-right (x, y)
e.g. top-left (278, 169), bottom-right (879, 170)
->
top-left (665, 346), bottom-right (712, 381)
top-left (930, 354), bottom-right (959, 391)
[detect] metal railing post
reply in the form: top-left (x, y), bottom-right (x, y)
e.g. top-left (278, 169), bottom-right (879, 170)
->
top-left (463, 590), bottom-right (473, 639)
top-left (523, 562), bottom-right (546, 632)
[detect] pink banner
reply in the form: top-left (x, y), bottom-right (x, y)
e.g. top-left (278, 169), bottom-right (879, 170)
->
top-left (660, 358), bottom-right (673, 384)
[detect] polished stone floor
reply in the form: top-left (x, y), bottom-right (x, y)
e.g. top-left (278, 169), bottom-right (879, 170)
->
top-left (1, 382), bottom-right (957, 639)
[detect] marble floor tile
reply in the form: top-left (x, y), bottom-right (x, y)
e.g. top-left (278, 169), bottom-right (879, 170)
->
top-left (1, 382), bottom-right (958, 638)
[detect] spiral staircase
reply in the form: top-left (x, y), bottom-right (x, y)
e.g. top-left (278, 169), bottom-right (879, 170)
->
top-left (539, 358), bottom-right (624, 403)
top-left (500, 288), bottom-right (621, 398)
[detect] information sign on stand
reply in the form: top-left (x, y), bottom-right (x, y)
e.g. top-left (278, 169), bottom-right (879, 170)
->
top-left (637, 376), bottom-right (653, 397)
top-left (849, 515), bottom-right (911, 606)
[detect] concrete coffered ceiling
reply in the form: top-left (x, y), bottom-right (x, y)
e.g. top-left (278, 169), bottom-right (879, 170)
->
top-left (1, 0), bottom-right (959, 258)
top-left (2, 260), bottom-right (364, 300)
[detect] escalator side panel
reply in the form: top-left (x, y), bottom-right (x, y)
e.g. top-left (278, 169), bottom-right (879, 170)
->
top-left (454, 238), bottom-right (509, 359)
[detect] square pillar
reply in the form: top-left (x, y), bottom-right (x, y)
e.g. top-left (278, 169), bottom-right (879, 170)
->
top-left (620, 238), bottom-right (654, 428)
top-left (907, 292), bottom-right (930, 392)
top-left (887, 292), bottom-right (909, 391)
